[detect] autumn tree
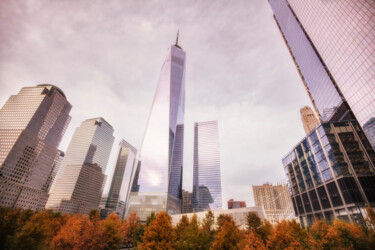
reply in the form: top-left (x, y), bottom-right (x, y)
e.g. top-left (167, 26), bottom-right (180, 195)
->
top-left (247, 212), bottom-right (261, 232)
top-left (175, 215), bottom-right (190, 240)
top-left (138, 211), bottom-right (176, 250)
top-left (211, 215), bottom-right (243, 250)
top-left (267, 220), bottom-right (310, 249)
top-left (51, 214), bottom-right (106, 249)
top-left (122, 212), bottom-right (141, 247)
top-left (242, 231), bottom-right (266, 250)
top-left (101, 212), bottom-right (123, 249)
top-left (308, 219), bottom-right (331, 249)
top-left (176, 214), bottom-right (206, 250)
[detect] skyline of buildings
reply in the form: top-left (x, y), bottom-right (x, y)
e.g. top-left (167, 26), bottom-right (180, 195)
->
top-left (193, 120), bottom-right (222, 212)
top-left (0, 84), bottom-right (71, 210)
top-left (126, 37), bottom-right (186, 221)
top-left (46, 117), bottom-right (114, 214)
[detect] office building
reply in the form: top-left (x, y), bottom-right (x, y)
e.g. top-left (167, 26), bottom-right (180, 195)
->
top-left (193, 120), bottom-right (222, 212)
top-left (46, 118), bottom-right (114, 214)
top-left (101, 139), bottom-right (136, 219)
top-left (126, 35), bottom-right (186, 221)
top-left (252, 182), bottom-right (294, 224)
top-left (228, 199), bottom-right (246, 209)
top-left (0, 84), bottom-right (71, 210)
top-left (182, 189), bottom-right (193, 214)
top-left (45, 150), bottom-right (64, 192)
top-left (300, 106), bottom-right (319, 135)
top-left (268, 0), bottom-right (375, 147)
top-left (282, 120), bottom-right (375, 227)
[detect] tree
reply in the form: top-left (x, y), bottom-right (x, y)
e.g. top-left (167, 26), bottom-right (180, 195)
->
top-left (211, 215), bottom-right (243, 250)
top-left (122, 212), bottom-right (141, 247)
top-left (101, 212), bottom-right (123, 249)
top-left (366, 205), bottom-right (375, 230)
top-left (175, 215), bottom-right (190, 240)
top-left (138, 211), bottom-right (176, 250)
top-left (308, 219), bottom-right (331, 249)
top-left (176, 214), bottom-right (202, 250)
top-left (242, 231), bottom-right (266, 250)
top-left (51, 214), bottom-right (106, 249)
top-left (267, 220), bottom-right (309, 249)
top-left (247, 212), bottom-right (261, 232)
top-left (257, 220), bottom-right (273, 244)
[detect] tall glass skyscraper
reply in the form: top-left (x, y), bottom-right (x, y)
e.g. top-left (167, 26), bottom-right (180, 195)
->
top-left (126, 37), bottom-right (186, 221)
top-left (268, 0), bottom-right (375, 147)
top-left (101, 139), bottom-right (137, 219)
top-left (46, 117), bottom-right (114, 214)
top-left (193, 120), bottom-right (222, 212)
top-left (0, 84), bottom-right (71, 210)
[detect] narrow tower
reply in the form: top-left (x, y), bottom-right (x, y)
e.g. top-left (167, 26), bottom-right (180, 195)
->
top-left (126, 35), bottom-right (186, 221)
top-left (300, 106), bottom-right (319, 135)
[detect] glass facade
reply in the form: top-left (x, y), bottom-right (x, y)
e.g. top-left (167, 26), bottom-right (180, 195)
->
top-left (269, 0), bottom-right (375, 148)
top-left (282, 120), bottom-right (375, 227)
top-left (193, 120), bottom-right (222, 212)
top-left (0, 85), bottom-right (72, 210)
top-left (126, 43), bottom-right (186, 221)
top-left (46, 117), bottom-right (115, 214)
top-left (102, 139), bottom-right (136, 219)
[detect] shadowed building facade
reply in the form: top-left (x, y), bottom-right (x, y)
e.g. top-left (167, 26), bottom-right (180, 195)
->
top-left (126, 36), bottom-right (185, 221)
top-left (101, 139), bottom-right (137, 219)
top-left (193, 120), bottom-right (222, 212)
top-left (0, 85), bottom-right (71, 210)
top-left (46, 118), bottom-right (114, 214)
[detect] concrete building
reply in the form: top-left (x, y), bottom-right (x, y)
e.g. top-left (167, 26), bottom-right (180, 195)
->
top-left (0, 84), bottom-right (71, 210)
top-left (253, 182), bottom-right (294, 224)
top-left (300, 106), bottom-right (320, 135)
top-left (46, 118), bottom-right (114, 214)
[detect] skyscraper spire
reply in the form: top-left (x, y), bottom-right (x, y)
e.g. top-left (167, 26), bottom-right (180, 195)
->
top-left (175, 30), bottom-right (181, 48)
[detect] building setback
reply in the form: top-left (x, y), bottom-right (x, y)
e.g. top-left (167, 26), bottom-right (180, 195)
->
top-left (282, 120), bottom-right (375, 227)
top-left (193, 120), bottom-right (222, 212)
top-left (0, 84), bottom-right (71, 210)
top-left (126, 35), bottom-right (186, 221)
top-left (182, 189), bottom-right (193, 214)
top-left (101, 139), bottom-right (137, 219)
top-left (46, 117), bottom-right (114, 214)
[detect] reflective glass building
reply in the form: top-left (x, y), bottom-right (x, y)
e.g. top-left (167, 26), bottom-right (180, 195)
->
top-left (0, 85), bottom-right (71, 210)
top-left (126, 38), bottom-right (185, 221)
top-left (46, 117), bottom-right (114, 214)
top-left (193, 120), bottom-right (222, 212)
top-left (283, 121), bottom-right (375, 227)
top-left (101, 139), bottom-right (136, 219)
top-left (268, 0), bottom-right (375, 148)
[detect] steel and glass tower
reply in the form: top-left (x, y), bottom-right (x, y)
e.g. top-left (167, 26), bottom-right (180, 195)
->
top-left (193, 120), bottom-right (222, 212)
top-left (0, 84), bottom-right (71, 210)
top-left (101, 139), bottom-right (137, 219)
top-left (126, 35), bottom-right (186, 221)
top-left (268, 0), bottom-right (375, 148)
top-left (46, 117), bottom-right (114, 214)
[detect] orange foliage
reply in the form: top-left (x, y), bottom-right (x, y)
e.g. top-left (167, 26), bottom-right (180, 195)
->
top-left (122, 212), bottom-right (141, 246)
top-left (267, 220), bottom-right (309, 250)
top-left (242, 231), bottom-right (266, 250)
top-left (211, 216), bottom-right (244, 250)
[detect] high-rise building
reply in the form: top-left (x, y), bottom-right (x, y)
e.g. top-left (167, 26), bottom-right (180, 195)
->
top-left (182, 189), bottom-right (193, 214)
top-left (46, 117), bottom-right (114, 214)
top-left (252, 182), bottom-right (294, 224)
top-left (282, 121), bottom-right (375, 227)
top-left (227, 199), bottom-right (246, 209)
top-left (193, 120), bottom-right (222, 212)
top-left (268, 0), bottom-right (375, 147)
top-left (45, 150), bottom-right (64, 192)
top-left (101, 139), bottom-right (137, 219)
top-left (300, 106), bottom-right (319, 135)
top-left (0, 85), bottom-right (71, 210)
top-left (126, 35), bottom-right (186, 221)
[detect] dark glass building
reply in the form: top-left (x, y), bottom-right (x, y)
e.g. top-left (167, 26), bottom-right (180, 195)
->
top-left (268, 0), bottom-right (375, 147)
top-left (282, 120), bottom-right (375, 227)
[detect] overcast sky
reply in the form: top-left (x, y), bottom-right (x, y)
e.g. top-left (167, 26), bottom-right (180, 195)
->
top-left (0, 0), bottom-right (312, 207)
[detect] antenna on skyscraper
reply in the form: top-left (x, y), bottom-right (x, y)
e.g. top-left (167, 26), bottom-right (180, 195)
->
top-left (175, 30), bottom-right (179, 47)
